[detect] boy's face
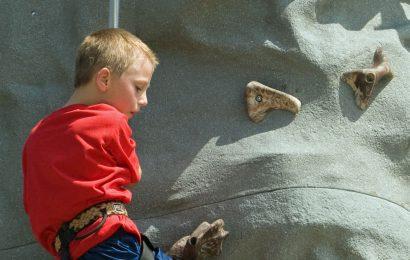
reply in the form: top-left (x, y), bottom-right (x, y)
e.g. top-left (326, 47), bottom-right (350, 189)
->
top-left (104, 57), bottom-right (154, 119)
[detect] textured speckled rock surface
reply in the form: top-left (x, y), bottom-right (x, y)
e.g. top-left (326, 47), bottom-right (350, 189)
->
top-left (2, 0), bottom-right (409, 259)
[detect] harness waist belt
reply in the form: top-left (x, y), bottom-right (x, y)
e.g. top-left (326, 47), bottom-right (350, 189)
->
top-left (54, 201), bottom-right (128, 255)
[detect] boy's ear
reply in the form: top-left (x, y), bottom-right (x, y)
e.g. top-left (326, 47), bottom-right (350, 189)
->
top-left (95, 67), bottom-right (111, 92)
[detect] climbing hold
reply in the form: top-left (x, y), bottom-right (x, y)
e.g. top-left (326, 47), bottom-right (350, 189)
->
top-left (341, 47), bottom-right (394, 110)
top-left (245, 81), bottom-right (301, 123)
top-left (169, 219), bottom-right (229, 260)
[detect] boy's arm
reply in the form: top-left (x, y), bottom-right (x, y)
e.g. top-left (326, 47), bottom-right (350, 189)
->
top-left (106, 116), bottom-right (142, 184)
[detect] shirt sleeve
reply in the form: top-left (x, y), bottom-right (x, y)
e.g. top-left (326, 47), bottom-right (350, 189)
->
top-left (107, 115), bottom-right (141, 184)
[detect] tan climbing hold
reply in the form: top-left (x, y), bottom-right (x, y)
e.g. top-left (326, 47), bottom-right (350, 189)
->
top-left (245, 81), bottom-right (301, 123)
top-left (342, 47), bottom-right (394, 110)
top-left (168, 219), bottom-right (229, 260)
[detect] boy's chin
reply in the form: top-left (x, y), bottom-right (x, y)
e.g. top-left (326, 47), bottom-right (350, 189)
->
top-left (128, 112), bottom-right (137, 119)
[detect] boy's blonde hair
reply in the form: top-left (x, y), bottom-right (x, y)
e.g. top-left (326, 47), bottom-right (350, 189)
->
top-left (74, 28), bottom-right (159, 88)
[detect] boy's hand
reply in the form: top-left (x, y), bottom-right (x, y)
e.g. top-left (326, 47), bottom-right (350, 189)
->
top-left (123, 165), bottom-right (142, 189)
top-left (123, 183), bottom-right (136, 189)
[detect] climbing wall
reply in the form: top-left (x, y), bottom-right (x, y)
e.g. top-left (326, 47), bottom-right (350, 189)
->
top-left (2, 0), bottom-right (409, 259)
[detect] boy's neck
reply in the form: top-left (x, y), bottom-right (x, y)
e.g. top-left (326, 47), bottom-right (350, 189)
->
top-left (64, 83), bottom-right (102, 107)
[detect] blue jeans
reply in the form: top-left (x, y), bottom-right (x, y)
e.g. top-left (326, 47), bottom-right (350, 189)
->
top-left (79, 228), bottom-right (172, 260)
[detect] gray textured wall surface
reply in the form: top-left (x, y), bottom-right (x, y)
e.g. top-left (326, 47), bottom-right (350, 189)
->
top-left (1, 0), bottom-right (409, 259)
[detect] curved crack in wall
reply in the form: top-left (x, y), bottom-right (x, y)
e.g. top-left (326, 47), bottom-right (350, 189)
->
top-left (136, 186), bottom-right (409, 221)
top-left (0, 241), bottom-right (38, 252)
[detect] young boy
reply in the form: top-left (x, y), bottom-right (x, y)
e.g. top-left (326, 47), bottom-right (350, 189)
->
top-left (22, 28), bottom-right (172, 259)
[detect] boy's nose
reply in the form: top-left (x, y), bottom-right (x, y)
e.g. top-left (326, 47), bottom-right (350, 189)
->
top-left (138, 93), bottom-right (148, 107)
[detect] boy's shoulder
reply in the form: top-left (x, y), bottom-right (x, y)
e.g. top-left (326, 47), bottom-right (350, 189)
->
top-left (57, 103), bottom-right (125, 118)
top-left (30, 103), bottom-right (130, 139)
top-left (53, 103), bottom-right (126, 122)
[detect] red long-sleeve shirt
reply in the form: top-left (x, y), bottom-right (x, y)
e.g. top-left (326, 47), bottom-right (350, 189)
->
top-left (22, 103), bottom-right (142, 259)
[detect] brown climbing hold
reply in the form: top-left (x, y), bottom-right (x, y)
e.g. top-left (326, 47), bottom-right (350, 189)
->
top-left (341, 47), bottom-right (394, 110)
top-left (168, 219), bottom-right (229, 260)
top-left (245, 81), bottom-right (301, 123)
